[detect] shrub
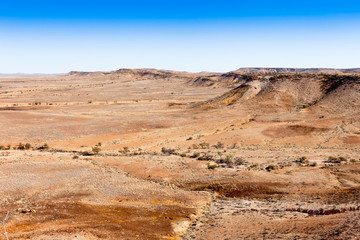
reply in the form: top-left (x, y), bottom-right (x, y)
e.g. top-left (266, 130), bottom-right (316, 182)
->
top-left (161, 147), bottom-right (176, 155)
top-left (250, 163), bottom-right (259, 169)
top-left (0, 146), bottom-right (5, 150)
top-left (38, 143), bottom-right (49, 150)
top-left (199, 142), bottom-right (210, 149)
top-left (265, 165), bottom-right (277, 171)
top-left (92, 146), bottom-right (101, 154)
top-left (216, 155), bottom-right (234, 167)
top-left (338, 156), bottom-right (347, 162)
top-left (207, 164), bottom-right (218, 170)
top-left (328, 156), bottom-right (341, 164)
top-left (197, 154), bottom-right (213, 161)
top-left (180, 153), bottom-right (187, 158)
top-left (213, 141), bottom-right (224, 149)
top-left (191, 144), bottom-right (199, 149)
top-left (25, 143), bottom-right (31, 150)
top-left (234, 157), bottom-right (245, 166)
top-left (73, 155), bottom-right (79, 159)
top-left (224, 155), bottom-right (234, 167)
top-left (296, 156), bottom-right (307, 163)
top-left (18, 142), bottom-right (25, 150)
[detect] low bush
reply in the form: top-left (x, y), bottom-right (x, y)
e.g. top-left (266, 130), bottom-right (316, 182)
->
top-left (92, 146), bottom-right (101, 154)
top-left (265, 165), bottom-right (277, 171)
top-left (161, 147), bottom-right (176, 155)
top-left (234, 157), bottom-right (245, 166)
top-left (207, 164), bottom-right (218, 170)
top-left (213, 141), bottom-right (224, 149)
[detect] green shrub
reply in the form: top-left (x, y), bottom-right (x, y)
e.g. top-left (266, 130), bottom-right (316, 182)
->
top-left (207, 164), bottom-right (218, 170)
top-left (250, 163), bottom-right (259, 169)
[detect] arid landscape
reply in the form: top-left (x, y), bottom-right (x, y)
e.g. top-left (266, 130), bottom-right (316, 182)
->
top-left (0, 68), bottom-right (359, 239)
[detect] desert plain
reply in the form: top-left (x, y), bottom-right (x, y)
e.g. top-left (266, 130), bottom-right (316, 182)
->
top-left (0, 68), bottom-right (359, 239)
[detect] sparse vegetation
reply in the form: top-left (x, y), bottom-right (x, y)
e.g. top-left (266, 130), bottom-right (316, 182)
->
top-left (37, 143), bottom-right (50, 150)
top-left (327, 156), bottom-right (347, 164)
top-left (265, 165), bottom-right (277, 171)
top-left (161, 147), bottom-right (176, 155)
top-left (250, 163), bottom-right (259, 169)
top-left (207, 164), bottom-right (218, 170)
top-left (92, 146), bottom-right (101, 154)
top-left (213, 141), bottom-right (224, 149)
top-left (25, 143), bottom-right (31, 150)
top-left (199, 142), bottom-right (210, 149)
top-left (234, 157), bottom-right (245, 166)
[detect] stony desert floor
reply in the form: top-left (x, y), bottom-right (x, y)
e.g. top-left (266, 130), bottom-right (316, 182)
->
top-left (0, 69), bottom-right (359, 239)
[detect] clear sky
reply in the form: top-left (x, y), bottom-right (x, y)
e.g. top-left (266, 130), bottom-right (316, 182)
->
top-left (1, 0), bottom-right (360, 73)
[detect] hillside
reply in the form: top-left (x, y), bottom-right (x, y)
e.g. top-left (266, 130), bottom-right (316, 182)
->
top-left (0, 69), bottom-right (359, 239)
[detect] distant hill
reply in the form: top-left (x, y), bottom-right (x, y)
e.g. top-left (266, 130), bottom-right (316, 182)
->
top-left (234, 68), bottom-right (360, 74)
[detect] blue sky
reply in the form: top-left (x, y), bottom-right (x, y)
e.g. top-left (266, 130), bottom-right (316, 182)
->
top-left (1, 0), bottom-right (360, 73)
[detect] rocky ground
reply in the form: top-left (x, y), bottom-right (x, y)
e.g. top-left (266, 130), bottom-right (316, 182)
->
top-left (0, 69), bottom-right (359, 239)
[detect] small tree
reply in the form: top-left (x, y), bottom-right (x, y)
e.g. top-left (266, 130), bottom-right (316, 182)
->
top-left (25, 143), bottom-right (31, 150)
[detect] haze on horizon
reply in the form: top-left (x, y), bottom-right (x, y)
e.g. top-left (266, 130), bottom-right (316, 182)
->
top-left (1, 0), bottom-right (360, 74)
